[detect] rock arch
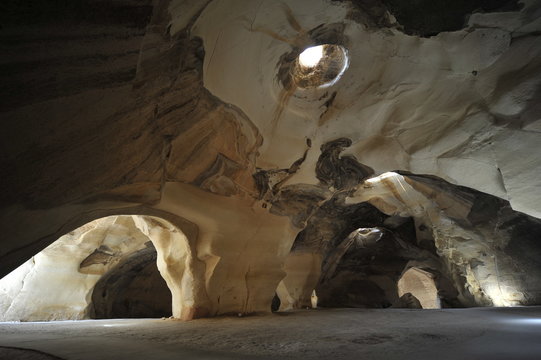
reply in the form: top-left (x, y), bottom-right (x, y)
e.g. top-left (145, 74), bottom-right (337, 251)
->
top-left (0, 214), bottom-right (209, 321)
top-left (91, 245), bottom-right (171, 319)
top-left (397, 267), bottom-right (440, 309)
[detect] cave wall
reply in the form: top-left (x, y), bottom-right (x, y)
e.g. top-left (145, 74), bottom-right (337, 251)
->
top-left (92, 246), bottom-right (171, 319)
top-left (347, 172), bottom-right (541, 306)
top-left (0, 216), bottom-right (155, 321)
top-left (315, 225), bottom-right (444, 309)
top-left (193, 0), bottom-right (541, 219)
top-left (398, 267), bottom-right (440, 309)
top-left (0, 0), bottom-right (540, 318)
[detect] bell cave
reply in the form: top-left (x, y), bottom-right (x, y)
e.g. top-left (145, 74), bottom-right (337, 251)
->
top-left (0, 0), bottom-right (540, 359)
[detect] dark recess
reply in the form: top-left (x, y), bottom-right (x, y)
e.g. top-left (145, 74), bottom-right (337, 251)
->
top-left (1, 0), bottom-right (153, 28)
top-left (382, 0), bottom-right (521, 36)
top-left (337, 0), bottom-right (521, 37)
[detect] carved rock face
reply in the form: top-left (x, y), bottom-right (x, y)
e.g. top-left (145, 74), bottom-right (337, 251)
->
top-left (0, 216), bottom-right (158, 321)
top-left (1, 0), bottom-right (540, 319)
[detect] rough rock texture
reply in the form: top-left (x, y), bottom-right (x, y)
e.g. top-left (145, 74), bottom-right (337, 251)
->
top-left (395, 293), bottom-right (423, 309)
top-left (381, 0), bottom-right (521, 37)
top-left (131, 215), bottom-right (209, 320)
top-left (152, 183), bottom-right (296, 317)
top-left (91, 246), bottom-right (171, 319)
top-left (1, 0), bottom-right (541, 319)
top-left (0, 216), bottom-right (155, 321)
top-left (276, 194), bottom-right (387, 309)
top-left (347, 172), bottom-right (541, 306)
top-left (194, 0), bottom-right (541, 217)
top-left (0, 0), bottom-right (296, 319)
top-left (397, 267), bottom-right (440, 309)
top-left (316, 226), bottom-right (443, 309)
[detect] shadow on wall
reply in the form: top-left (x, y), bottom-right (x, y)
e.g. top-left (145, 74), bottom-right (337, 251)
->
top-left (0, 215), bottom-right (193, 321)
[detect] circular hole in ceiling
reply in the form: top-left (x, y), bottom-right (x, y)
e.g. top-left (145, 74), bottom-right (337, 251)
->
top-left (293, 44), bottom-right (349, 89)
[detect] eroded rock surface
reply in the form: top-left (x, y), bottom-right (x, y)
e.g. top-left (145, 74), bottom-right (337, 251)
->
top-left (91, 246), bottom-right (171, 319)
top-left (347, 172), bottom-right (541, 306)
top-left (1, 0), bottom-right (540, 319)
top-left (0, 216), bottom-right (156, 321)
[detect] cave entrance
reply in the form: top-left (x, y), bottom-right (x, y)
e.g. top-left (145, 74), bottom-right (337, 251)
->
top-left (397, 267), bottom-right (441, 309)
top-left (0, 215), bottom-right (195, 321)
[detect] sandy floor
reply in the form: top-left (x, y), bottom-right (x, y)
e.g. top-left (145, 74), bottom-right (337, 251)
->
top-left (1, 307), bottom-right (540, 360)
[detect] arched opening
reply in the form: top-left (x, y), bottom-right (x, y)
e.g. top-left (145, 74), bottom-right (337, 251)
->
top-left (0, 215), bottom-right (197, 321)
top-left (271, 293), bottom-right (281, 312)
top-left (397, 267), bottom-right (441, 309)
top-left (316, 226), bottom-right (406, 309)
top-left (91, 246), bottom-right (171, 319)
top-left (292, 44), bottom-right (349, 88)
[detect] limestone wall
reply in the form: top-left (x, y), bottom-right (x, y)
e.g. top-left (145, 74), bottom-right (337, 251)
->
top-left (0, 216), bottom-right (153, 321)
top-left (0, 0), bottom-right (540, 318)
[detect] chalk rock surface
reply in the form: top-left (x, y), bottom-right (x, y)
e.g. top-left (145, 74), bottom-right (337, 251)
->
top-left (0, 0), bottom-right (540, 318)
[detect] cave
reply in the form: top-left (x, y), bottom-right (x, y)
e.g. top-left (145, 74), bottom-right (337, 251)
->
top-left (397, 267), bottom-right (440, 309)
top-left (1, 0), bottom-right (541, 359)
top-left (91, 246), bottom-right (172, 319)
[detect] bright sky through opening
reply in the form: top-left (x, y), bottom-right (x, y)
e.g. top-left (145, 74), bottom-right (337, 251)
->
top-left (299, 45), bottom-right (324, 67)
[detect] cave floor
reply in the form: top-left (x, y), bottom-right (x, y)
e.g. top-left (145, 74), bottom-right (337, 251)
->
top-left (1, 307), bottom-right (540, 360)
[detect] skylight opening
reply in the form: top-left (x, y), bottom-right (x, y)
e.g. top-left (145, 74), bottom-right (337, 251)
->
top-left (292, 44), bottom-right (349, 89)
top-left (298, 45), bottom-right (324, 68)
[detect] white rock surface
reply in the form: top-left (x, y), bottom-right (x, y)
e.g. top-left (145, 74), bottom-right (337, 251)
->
top-left (1, 0), bottom-right (540, 320)
top-left (347, 172), bottom-right (530, 306)
top-left (0, 216), bottom-right (151, 321)
top-left (193, 0), bottom-right (541, 218)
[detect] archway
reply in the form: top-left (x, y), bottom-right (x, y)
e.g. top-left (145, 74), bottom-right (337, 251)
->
top-left (0, 215), bottom-right (203, 321)
top-left (397, 267), bottom-right (441, 309)
top-left (91, 246), bottom-right (171, 319)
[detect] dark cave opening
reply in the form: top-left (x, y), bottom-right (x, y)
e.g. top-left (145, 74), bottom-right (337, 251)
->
top-left (91, 245), bottom-right (172, 319)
